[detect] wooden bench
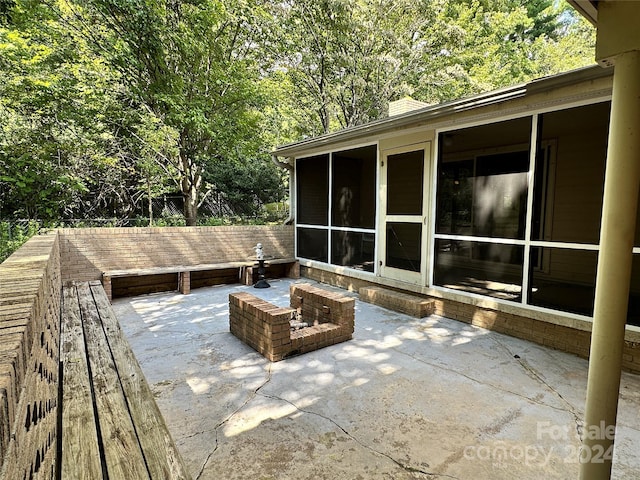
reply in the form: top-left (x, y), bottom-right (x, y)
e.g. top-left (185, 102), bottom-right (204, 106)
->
top-left (61, 281), bottom-right (190, 479)
top-left (102, 258), bottom-right (299, 300)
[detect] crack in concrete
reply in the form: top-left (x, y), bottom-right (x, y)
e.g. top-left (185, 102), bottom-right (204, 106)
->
top-left (389, 344), bottom-right (573, 417)
top-left (256, 390), bottom-right (460, 479)
top-left (383, 341), bottom-right (585, 477)
top-left (490, 337), bottom-right (584, 438)
top-left (194, 363), bottom-right (274, 480)
top-left (195, 328), bottom-right (585, 478)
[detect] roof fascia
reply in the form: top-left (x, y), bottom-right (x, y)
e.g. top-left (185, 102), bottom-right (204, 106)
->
top-left (273, 66), bottom-right (611, 159)
top-left (567, 0), bottom-right (599, 26)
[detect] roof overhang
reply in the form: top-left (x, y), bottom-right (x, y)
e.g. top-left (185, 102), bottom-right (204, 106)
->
top-left (273, 65), bottom-right (612, 159)
top-left (567, 0), bottom-right (599, 26)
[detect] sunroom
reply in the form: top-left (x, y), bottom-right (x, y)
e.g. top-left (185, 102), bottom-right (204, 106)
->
top-left (274, 65), bottom-right (640, 334)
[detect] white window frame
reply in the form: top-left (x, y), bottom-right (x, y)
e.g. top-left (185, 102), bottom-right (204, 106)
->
top-left (430, 104), bottom-right (621, 326)
top-left (294, 143), bottom-right (379, 275)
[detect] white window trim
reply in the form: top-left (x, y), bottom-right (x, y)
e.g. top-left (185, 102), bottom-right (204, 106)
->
top-left (294, 145), bottom-right (378, 273)
top-left (432, 105), bottom-right (614, 322)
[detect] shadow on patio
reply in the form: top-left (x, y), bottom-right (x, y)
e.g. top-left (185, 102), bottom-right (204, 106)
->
top-left (112, 279), bottom-right (640, 480)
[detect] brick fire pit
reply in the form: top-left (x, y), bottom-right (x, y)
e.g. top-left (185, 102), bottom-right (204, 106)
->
top-left (229, 283), bottom-right (355, 361)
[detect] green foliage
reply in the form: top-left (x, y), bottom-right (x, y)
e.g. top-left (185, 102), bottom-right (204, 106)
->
top-left (0, 0), bottom-right (142, 220)
top-left (270, 0), bottom-right (595, 134)
top-left (0, 220), bottom-right (39, 262)
top-left (0, 1), bottom-right (15, 25)
top-left (0, 0), bottom-right (595, 225)
top-left (205, 154), bottom-right (286, 216)
top-left (414, 0), bottom-right (595, 99)
top-left (69, 0), bottom-right (272, 224)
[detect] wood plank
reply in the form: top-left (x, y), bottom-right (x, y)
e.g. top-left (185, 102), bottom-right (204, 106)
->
top-left (76, 283), bottom-right (151, 480)
top-left (89, 282), bottom-right (191, 480)
top-left (190, 268), bottom-right (242, 289)
top-left (104, 267), bottom-right (184, 277)
top-left (263, 257), bottom-right (297, 266)
top-left (103, 261), bottom-right (254, 278)
top-left (61, 285), bottom-right (104, 480)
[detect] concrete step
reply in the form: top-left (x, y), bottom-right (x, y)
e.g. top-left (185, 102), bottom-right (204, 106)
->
top-left (358, 286), bottom-right (435, 318)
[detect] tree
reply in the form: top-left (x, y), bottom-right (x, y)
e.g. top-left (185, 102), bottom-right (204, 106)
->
top-left (0, 0), bottom-right (594, 223)
top-left (62, 0), bottom-right (272, 225)
top-left (270, 0), bottom-right (595, 137)
top-left (130, 111), bottom-right (180, 225)
top-left (0, 0), bottom-right (131, 220)
top-left (412, 0), bottom-right (595, 100)
top-left (271, 0), bottom-right (429, 133)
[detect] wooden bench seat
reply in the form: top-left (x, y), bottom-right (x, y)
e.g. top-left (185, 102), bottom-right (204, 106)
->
top-left (102, 258), bottom-right (299, 300)
top-left (61, 281), bottom-right (190, 479)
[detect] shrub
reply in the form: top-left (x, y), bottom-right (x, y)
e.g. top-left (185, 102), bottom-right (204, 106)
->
top-left (0, 220), bottom-right (41, 263)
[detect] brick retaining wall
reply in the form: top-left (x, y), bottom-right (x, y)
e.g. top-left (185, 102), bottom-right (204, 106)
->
top-left (302, 265), bottom-right (640, 374)
top-left (0, 234), bottom-right (61, 479)
top-left (59, 225), bottom-right (295, 283)
top-left (0, 225), bottom-right (295, 477)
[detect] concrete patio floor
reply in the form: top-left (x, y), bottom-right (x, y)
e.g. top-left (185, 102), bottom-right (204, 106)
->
top-left (111, 279), bottom-right (640, 480)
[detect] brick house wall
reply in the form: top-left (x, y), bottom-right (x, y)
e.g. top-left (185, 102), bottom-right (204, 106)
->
top-left (301, 265), bottom-right (640, 374)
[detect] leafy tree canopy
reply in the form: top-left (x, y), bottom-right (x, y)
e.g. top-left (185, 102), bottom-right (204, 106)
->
top-left (0, 0), bottom-right (595, 224)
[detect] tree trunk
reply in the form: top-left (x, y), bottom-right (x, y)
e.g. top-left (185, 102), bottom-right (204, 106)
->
top-left (180, 152), bottom-right (201, 226)
top-left (147, 175), bottom-right (153, 227)
top-left (183, 193), bottom-right (198, 226)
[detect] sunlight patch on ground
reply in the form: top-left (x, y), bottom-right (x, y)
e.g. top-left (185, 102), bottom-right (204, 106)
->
top-left (222, 396), bottom-right (320, 437)
top-left (218, 357), bottom-right (263, 371)
top-left (303, 359), bottom-right (334, 372)
top-left (452, 336), bottom-right (472, 346)
top-left (189, 316), bottom-right (210, 323)
top-left (300, 372), bottom-right (334, 386)
top-left (186, 376), bottom-right (217, 394)
top-left (352, 377), bottom-right (369, 387)
top-left (397, 328), bottom-right (427, 341)
top-left (335, 344), bottom-right (385, 360)
top-left (376, 363), bottom-right (398, 375)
